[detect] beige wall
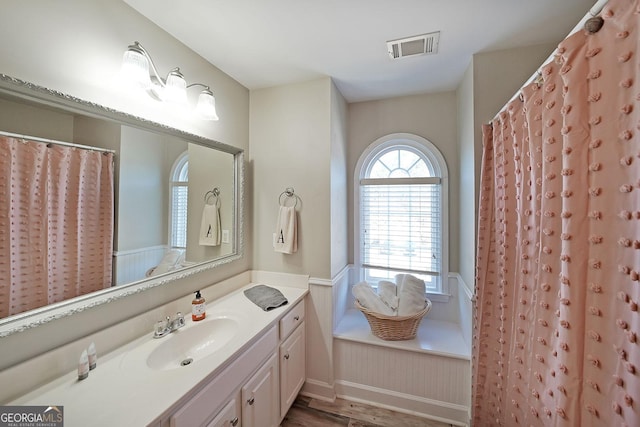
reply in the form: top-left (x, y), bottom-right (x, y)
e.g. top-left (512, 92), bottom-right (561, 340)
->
top-left (0, 0), bottom-right (250, 369)
top-left (456, 62), bottom-right (476, 292)
top-left (347, 92), bottom-right (459, 273)
top-left (0, 98), bottom-right (74, 139)
top-left (473, 43), bottom-right (557, 131)
top-left (330, 82), bottom-right (349, 277)
top-left (250, 78), bottom-right (334, 279)
top-left (118, 126), bottom-right (166, 251)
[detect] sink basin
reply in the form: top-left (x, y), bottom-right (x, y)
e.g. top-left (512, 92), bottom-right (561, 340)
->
top-left (146, 317), bottom-right (239, 371)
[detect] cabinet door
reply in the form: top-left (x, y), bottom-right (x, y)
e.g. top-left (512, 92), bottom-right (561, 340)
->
top-left (206, 394), bottom-right (240, 427)
top-left (242, 353), bottom-right (279, 427)
top-left (279, 322), bottom-right (306, 418)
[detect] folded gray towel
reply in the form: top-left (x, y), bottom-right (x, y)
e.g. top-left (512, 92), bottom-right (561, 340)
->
top-left (244, 285), bottom-right (288, 311)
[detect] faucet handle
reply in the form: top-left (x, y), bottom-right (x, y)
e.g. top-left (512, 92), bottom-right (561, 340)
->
top-left (153, 319), bottom-right (169, 338)
top-left (172, 312), bottom-right (186, 331)
top-left (176, 311), bottom-right (185, 326)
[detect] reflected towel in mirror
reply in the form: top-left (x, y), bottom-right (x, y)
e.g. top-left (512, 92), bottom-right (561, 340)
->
top-left (199, 204), bottom-right (221, 246)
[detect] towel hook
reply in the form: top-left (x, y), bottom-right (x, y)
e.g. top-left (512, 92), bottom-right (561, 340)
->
top-left (204, 187), bottom-right (221, 207)
top-left (278, 187), bottom-right (298, 208)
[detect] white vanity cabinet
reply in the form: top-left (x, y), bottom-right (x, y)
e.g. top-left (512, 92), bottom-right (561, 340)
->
top-left (158, 298), bottom-right (307, 427)
top-left (278, 301), bottom-right (306, 419)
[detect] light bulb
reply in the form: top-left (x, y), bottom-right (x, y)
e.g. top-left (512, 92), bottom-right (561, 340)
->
top-left (163, 68), bottom-right (187, 105)
top-left (120, 46), bottom-right (151, 89)
top-left (195, 89), bottom-right (219, 120)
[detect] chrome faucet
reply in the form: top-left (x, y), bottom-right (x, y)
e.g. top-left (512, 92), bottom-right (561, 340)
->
top-left (153, 312), bottom-right (185, 338)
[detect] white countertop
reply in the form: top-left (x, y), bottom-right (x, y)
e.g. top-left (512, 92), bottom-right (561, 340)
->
top-left (10, 284), bottom-right (307, 427)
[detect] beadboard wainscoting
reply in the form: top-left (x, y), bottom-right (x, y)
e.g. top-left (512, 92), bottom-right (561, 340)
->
top-left (113, 245), bottom-right (168, 285)
top-left (333, 340), bottom-right (469, 425)
top-left (301, 267), bottom-right (351, 401)
top-left (327, 268), bottom-right (472, 426)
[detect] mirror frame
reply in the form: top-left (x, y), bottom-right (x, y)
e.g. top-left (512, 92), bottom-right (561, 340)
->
top-left (0, 74), bottom-right (245, 338)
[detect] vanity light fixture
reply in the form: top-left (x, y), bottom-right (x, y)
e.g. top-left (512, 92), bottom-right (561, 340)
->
top-left (121, 41), bottom-right (219, 121)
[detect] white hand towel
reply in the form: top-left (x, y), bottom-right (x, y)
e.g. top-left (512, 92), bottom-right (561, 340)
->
top-left (352, 281), bottom-right (395, 316)
top-left (273, 205), bottom-right (297, 254)
top-left (199, 204), bottom-right (221, 246)
top-left (395, 274), bottom-right (426, 316)
top-left (377, 280), bottom-right (399, 312)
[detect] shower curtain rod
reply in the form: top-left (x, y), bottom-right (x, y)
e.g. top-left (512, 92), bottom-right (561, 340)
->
top-left (490, 0), bottom-right (609, 123)
top-left (0, 130), bottom-right (115, 154)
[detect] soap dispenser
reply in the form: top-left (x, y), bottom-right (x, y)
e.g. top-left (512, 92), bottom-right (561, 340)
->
top-left (192, 290), bottom-right (206, 321)
top-left (87, 342), bottom-right (97, 370)
top-left (78, 350), bottom-right (89, 380)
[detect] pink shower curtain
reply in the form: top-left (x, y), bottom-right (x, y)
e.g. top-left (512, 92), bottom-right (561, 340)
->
top-left (0, 136), bottom-right (114, 317)
top-left (473, 0), bottom-right (639, 425)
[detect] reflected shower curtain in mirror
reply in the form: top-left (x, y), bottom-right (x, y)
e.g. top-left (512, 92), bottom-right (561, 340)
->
top-left (473, 0), bottom-right (639, 425)
top-left (0, 136), bottom-right (114, 317)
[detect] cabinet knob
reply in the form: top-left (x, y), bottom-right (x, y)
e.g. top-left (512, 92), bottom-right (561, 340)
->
top-left (284, 353), bottom-right (290, 360)
top-left (294, 316), bottom-right (300, 321)
top-left (247, 397), bottom-right (255, 405)
top-left (230, 417), bottom-right (239, 426)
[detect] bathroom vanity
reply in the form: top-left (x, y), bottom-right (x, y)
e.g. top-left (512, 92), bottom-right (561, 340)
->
top-left (160, 295), bottom-right (306, 427)
top-left (8, 284), bottom-right (307, 427)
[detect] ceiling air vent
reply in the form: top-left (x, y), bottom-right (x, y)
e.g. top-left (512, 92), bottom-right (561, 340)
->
top-left (387, 32), bottom-right (440, 60)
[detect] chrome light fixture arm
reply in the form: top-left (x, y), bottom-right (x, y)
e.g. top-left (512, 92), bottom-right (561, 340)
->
top-left (187, 82), bottom-right (208, 90)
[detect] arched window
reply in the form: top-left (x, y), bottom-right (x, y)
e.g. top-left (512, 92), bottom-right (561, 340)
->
top-left (355, 133), bottom-right (448, 293)
top-left (169, 151), bottom-right (188, 249)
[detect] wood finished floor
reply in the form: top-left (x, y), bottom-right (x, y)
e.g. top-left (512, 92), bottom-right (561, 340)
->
top-left (281, 396), bottom-right (453, 427)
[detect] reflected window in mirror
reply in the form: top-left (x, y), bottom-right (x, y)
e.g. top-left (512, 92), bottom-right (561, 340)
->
top-left (170, 151), bottom-right (189, 250)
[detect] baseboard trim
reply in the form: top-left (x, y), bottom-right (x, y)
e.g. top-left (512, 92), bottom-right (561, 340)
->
top-left (301, 378), bottom-right (336, 402)
top-left (334, 380), bottom-right (469, 426)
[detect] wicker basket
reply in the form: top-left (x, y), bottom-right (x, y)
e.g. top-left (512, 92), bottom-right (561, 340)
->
top-left (355, 299), bottom-right (432, 341)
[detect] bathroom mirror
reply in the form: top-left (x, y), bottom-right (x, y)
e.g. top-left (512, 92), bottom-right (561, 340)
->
top-left (0, 74), bottom-right (244, 336)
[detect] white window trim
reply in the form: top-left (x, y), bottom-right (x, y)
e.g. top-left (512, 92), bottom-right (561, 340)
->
top-left (169, 151), bottom-right (188, 250)
top-left (354, 133), bottom-right (449, 296)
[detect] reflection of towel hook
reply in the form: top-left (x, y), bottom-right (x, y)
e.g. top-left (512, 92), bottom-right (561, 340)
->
top-left (204, 187), bottom-right (221, 208)
top-left (278, 187), bottom-right (298, 208)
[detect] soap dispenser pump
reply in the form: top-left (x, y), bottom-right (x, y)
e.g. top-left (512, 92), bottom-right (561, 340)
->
top-left (192, 290), bottom-right (206, 321)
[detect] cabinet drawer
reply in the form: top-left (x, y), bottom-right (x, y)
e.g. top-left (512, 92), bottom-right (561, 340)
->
top-left (279, 301), bottom-right (304, 340)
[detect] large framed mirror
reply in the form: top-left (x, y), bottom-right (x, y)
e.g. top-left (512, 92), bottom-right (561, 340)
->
top-left (0, 74), bottom-right (244, 337)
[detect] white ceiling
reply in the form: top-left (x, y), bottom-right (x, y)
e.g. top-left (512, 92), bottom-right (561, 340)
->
top-left (123, 0), bottom-right (597, 103)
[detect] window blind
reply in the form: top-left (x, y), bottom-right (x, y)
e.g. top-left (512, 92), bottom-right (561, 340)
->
top-left (170, 184), bottom-right (188, 248)
top-left (361, 180), bottom-right (441, 279)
